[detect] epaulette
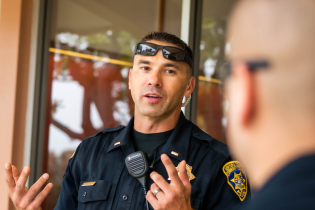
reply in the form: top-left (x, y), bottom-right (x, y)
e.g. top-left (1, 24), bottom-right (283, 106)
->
top-left (192, 125), bottom-right (229, 157)
top-left (96, 125), bottom-right (125, 136)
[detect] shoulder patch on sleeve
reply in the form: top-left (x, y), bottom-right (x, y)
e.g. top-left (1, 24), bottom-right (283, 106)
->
top-left (222, 161), bottom-right (248, 201)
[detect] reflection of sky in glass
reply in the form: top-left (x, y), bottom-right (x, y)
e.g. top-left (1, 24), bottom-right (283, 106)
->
top-left (49, 80), bottom-right (103, 156)
top-left (141, 45), bottom-right (155, 51)
top-left (57, 33), bottom-right (89, 51)
top-left (140, 44), bottom-right (156, 55)
top-left (204, 58), bottom-right (216, 78)
top-left (163, 49), bottom-right (170, 55)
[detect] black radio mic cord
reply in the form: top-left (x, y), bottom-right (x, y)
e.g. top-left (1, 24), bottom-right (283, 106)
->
top-left (125, 151), bottom-right (153, 210)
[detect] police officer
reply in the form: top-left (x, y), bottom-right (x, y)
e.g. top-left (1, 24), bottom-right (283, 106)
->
top-left (222, 0), bottom-right (315, 209)
top-left (5, 32), bottom-right (250, 210)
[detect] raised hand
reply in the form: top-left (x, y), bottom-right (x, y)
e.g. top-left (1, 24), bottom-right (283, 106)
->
top-left (4, 163), bottom-right (53, 210)
top-left (146, 154), bottom-right (193, 210)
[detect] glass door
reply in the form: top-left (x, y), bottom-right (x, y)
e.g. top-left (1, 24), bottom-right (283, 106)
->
top-left (196, 0), bottom-right (237, 143)
top-left (43, 0), bottom-right (183, 208)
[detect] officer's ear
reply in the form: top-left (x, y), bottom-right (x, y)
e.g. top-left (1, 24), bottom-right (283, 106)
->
top-left (184, 76), bottom-right (195, 97)
top-left (229, 62), bottom-right (256, 127)
top-left (129, 68), bottom-right (133, 90)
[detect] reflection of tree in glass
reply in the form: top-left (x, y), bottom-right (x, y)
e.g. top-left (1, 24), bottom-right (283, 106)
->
top-left (51, 99), bottom-right (63, 114)
top-left (44, 150), bottom-right (75, 210)
top-left (57, 29), bottom-right (138, 59)
top-left (50, 29), bottom-right (138, 141)
top-left (197, 17), bottom-right (227, 142)
top-left (200, 17), bottom-right (227, 79)
top-left (50, 54), bottom-right (134, 140)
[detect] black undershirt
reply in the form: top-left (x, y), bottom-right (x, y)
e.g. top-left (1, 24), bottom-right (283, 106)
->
top-left (132, 128), bottom-right (173, 154)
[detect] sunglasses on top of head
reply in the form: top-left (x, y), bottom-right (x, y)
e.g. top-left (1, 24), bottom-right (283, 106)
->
top-left (134, 42), bottom-right (193, 68)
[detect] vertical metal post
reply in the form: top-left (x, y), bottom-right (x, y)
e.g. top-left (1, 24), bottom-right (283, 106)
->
top-left (185, 0), bottom-right (203, 122)
top-left (180, 0), bottom-right (191, 115)
top-left (29, 0), bottom-right (53, 186)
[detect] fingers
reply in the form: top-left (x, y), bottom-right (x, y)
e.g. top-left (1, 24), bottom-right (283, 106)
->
top-left (160, 154), bottom-right (182, 186)
top-left (4, 163), bottom-right (16, 190)
top-left (146, 190), bottom-right (160, 209)
top-left (178, 160), bottom-right (191, 190)
top-left (150, 183), bottom-right (165, 200)
top-left (150, 171), bottom-right (171, 193)
top-left (23, 173), bottom-right (50, 203)
top-left (148, 157), bottom-right (193, 210)
top-left (11, 165), bottom-right (21, 183)
top-left (150, 183), bottom-right (160, 192)
top-left (15, 166), bottom-right (30, 198)
top-left (30, 182), bottom-right (53, 208)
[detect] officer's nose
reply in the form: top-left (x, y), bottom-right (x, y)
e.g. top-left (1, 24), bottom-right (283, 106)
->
top-left (147, 70), bottom-right (162, 87)
top-left (147, 50), bottom-right (164, 87)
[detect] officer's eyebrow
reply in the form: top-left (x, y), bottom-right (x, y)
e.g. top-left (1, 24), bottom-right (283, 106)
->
top-left (138, 59), bottom-right (152, 65)
top-left (163, 63), bottom-right (180, 70)
top-left (138, 59), bottom-right (180, 70)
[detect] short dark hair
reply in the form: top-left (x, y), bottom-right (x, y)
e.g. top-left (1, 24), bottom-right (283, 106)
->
top-left (140, 31), bottom-right (193, 77)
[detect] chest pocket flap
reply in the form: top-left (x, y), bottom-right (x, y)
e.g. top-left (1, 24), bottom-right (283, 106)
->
top-left (78, 180), bottom-right (112, 203)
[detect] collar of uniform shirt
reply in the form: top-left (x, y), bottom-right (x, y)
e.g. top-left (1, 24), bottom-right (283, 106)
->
top-left (132, 128), bottom-right (173, 155)
top-left (107, 112), bottom-right (193, 163)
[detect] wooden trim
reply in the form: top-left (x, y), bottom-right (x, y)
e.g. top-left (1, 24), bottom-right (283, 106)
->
top-left (0, 0), bottom-right (23, 209)
top-left (158, 0), bottom-right (165, 31)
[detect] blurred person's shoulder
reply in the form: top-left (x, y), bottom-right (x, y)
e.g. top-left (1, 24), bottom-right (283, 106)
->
top-left (239, 154), bottom-right (315, 210)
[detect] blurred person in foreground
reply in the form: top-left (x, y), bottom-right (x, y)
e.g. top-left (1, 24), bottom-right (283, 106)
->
top-left (223, 0), bottom-right (315, 209)
top-left (147, 0), bottom-right (315, 209)
top-left (4, 32), bottom-right (249, 210)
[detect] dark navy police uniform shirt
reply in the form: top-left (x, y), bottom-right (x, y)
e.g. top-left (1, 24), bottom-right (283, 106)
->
top-left (55, 112), bottom-right (250, 210)
top-left (239, 154), bottom-right (315, 210)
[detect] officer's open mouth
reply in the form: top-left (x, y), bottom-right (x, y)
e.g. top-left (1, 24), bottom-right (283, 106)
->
top-left (145, 94), bottom-right (161, 98)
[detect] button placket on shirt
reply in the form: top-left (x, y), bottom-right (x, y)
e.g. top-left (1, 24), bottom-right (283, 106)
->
top-left (116, 171), bottom-right (137, 210)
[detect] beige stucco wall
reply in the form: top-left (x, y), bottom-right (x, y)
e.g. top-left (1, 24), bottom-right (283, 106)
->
top-left (0, 0), bottom-right (33, 209)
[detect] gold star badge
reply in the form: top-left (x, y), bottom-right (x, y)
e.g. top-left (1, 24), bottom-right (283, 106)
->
top-left (168, 163), bottom-right (196, 182)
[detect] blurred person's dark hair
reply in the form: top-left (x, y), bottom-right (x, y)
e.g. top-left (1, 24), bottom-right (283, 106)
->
top-left (224, 1), bottom-right (315, 209)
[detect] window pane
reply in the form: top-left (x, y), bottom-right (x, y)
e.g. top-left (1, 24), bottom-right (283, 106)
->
top-left (43, 0), bottom-right (182, 209)
top-left (197, 0), bottom-right (237, 143)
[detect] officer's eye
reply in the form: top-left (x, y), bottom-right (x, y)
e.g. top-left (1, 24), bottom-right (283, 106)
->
top-left (140, 66), bottom-right (150, 71)
top-left (165, 69), bottom-right (176, 74)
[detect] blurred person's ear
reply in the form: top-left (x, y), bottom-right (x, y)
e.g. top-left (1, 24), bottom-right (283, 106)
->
top-left (230, 62), bottom-right (256, 127)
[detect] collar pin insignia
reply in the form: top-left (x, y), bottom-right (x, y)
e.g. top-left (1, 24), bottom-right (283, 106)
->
top-left (114, 142), bottom-right (121, 146)
top-left (171, 151), bottom-right (179, 156)
top-left (69, 151), bottom-right (75, 159)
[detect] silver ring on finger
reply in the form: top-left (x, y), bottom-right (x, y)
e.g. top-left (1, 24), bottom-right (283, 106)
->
top-left (153, 188), bottom-right (162, 197)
